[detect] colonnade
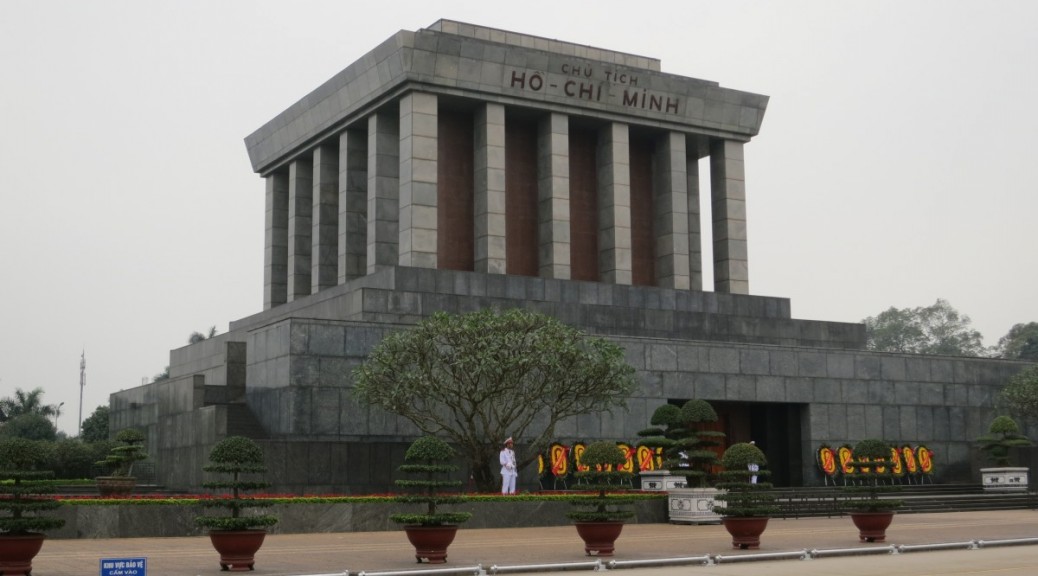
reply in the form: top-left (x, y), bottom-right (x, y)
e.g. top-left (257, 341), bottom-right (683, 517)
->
top-left (263, 92), bottom-right (749, 310)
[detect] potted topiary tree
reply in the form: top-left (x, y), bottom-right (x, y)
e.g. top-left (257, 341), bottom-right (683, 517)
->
top-left (95, 428), bottom-right (148, 497)
top-left (712, 442), bottom-right (777, 549)
top-left (678, 400), bottom-right (726, 488)
top-left (566, 441), bottom-right (635, 557)
top-left (195, 436), bottom-right (278, 571)
top-left (977, 415), bottom-right (1033, 491)
top-left (391, 436), bottom-right (472, 564)
top-left (0, 437), bottom-right (66, 576)
top-left (842, 438), bottom-right (903, 542)
top-left (635, 404), bottom-right (683, 491)
top-left (638, 400), bottom-right (725, 523)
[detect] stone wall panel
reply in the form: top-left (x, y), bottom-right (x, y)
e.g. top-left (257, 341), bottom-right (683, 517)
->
top-left (867, 380), bottom-right (896, 406)
top-left (864, 405), bottom-right (884, 439)
top-left (811, 378), bottom-right (841, 404)
top-left (756, 376), bottom-right (786, 402)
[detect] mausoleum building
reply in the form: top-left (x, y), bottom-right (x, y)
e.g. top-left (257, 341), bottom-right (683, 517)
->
top-left (110, 20), bottom-right (1031, 493)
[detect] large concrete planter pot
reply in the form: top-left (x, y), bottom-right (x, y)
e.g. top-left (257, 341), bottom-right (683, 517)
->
top-left (667, 487), bottom-right (723, 524)
top-left (0, 533), bottom-right (46, 576)
top-left (850, 511), bottom-right (895, 543)
top-left (95, 476), bottom-right (136, 498)
top-left (403, 525), bottom-right (459, 564)
top-left (720, 516), bottom-right (769, 549)
top-left (573, 521), bottom-right (624, 556)
top-left (980, 467), bottom-right (1029, 492)
top-left (639, 470), bottom-right (686, 491)
top-left (208, 529), bottom-right (267, 571)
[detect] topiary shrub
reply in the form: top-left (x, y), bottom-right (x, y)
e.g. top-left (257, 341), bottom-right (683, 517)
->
top-left (636, 400), bottom-right (724, 488)
top-left (977, 415), bottom-right (1033, 467)
top-left (712, 442), bottom-right (778, 518)
top-left (195, 436), bottom-right (278, 531)
top-left (680, 400), bottom-right (725, 487)
top-left (391, 436), bottom-right (472, 526)
top-left (96, 428), bottom-right (148, 477)
top-left (635, 404), bottom-right (681, 476)
top-left (842, 438), bottom-right (903, 513)
top-left (566, 441), bottom-right (635, 523)
top-left (0, 437), bottom-right (65, 535)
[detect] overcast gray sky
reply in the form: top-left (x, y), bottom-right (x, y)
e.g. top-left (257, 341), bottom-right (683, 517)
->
top-left (2, 1), bottom-right (1036, 436)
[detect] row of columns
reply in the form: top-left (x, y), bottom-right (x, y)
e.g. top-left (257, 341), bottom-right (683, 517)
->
top-left (263, 92), bottom-right (749, 310)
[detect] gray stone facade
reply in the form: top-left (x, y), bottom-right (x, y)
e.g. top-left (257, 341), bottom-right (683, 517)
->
top-left (111, 267), bottom-right (1031, 493)
top-left (110, 20), bottom-right (1033, 494)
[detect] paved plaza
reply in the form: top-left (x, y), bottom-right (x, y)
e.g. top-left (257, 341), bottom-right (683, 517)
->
top-left (34, 509), bottom-right (1038, 576)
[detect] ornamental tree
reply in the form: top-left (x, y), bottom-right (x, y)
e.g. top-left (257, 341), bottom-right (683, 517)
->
top-left (96, 428), bottom-right (148, 477)
top-left (842, 438), bottom-right (903, 514)
top-left (195, 436), bottom-right (278, 531)
top-left (352, 308), bottom-right (637, 492)
top-left (0, 437), bottom-right (65, 535)
top-left (636, 400), bottom-right (723, 487)
top-left (713, 442), bottom-right (778, 518)
top-left (976, 415), bottom-right (1033, 467)
top-left (391, 436), bottom-right (472, 526)
top-left (566, 441), bottom-right (635, 523)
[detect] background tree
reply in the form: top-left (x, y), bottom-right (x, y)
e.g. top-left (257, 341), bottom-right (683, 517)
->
top-left (353, 308), bottom-right (637, 492)
top-left (995, 322), bottom-right (1038, 360)
top-left (1000, 365), bottom-right (1038, 423)
top-left (80, 405), bottom-right (110, 442)
top-left (47, 438), bottom-right (113, 479)
top-left (0, 413), bottom-right (57, 441)
top-left (0, 387), bottom-right (61, 424)
top-left (152, 366), bottom-right (170, 383)
top-left (864, 299), bottom-right (986, 356)
top-left (188, 325), bottom-right (218, 344)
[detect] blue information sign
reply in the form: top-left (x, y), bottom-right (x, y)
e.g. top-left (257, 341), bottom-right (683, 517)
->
top-left (100, 557), bottom-right (147, 576)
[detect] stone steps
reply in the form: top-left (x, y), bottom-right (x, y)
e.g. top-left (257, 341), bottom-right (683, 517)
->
top-left (771, 484), bottom-right (1036, 518)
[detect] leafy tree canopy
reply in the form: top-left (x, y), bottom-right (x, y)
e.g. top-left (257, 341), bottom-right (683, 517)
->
top-left (80, 405), bottom-right (110, 443)
top-left (152, 366), bottom-right (170, 383)
top-left (352, 308), bottom-right (637, 492)
top-left (995, 322), bottom-right (1038, 361)
top-left (863, 298), bottom-right (986, 356)
top-left (0, 413), bottom-right (57, 442)
top-left (1000, 365), bottom-right (1038, 423)
top-left (188, 325), bottom-right (218, 344)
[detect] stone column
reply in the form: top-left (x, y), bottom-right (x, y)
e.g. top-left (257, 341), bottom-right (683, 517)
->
top-left (398, 92), bottom-right (438, 269)
top-left (475, 103), bottom-right (507, 274)
top-left (710, 139), bottom-right (749, 294)
top-left (537, 113), bottom-right (571, 279)
top-left (339, 129), bottom-right (367, 282)
top-left (287, 158), bottom-right (313, 302)
top-left (311, 143), bottom-right (338, 293)
top-left (687, 154), bottom-right (703, 291)
top-left (367, 111), bottom-right (399, 275)
top-left (263, 171), bottom-right (289, 310)
top-left (653, 132), bottom-right (690, 290)
top-left (596, 122), bottom-right (632, 285)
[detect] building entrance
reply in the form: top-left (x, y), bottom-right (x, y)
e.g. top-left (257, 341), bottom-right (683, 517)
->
top-left (668, 399), bottom-right (805, 487)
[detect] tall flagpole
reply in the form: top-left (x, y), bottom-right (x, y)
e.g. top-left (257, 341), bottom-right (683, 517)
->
top-left (78, 350), bottom-right (86, 436)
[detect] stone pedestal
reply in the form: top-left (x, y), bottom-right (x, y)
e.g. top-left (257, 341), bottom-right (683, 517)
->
top-left (667, 487), bottom-right (723, 524)
top-left (980, 467), bottom-right (1030, 491)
